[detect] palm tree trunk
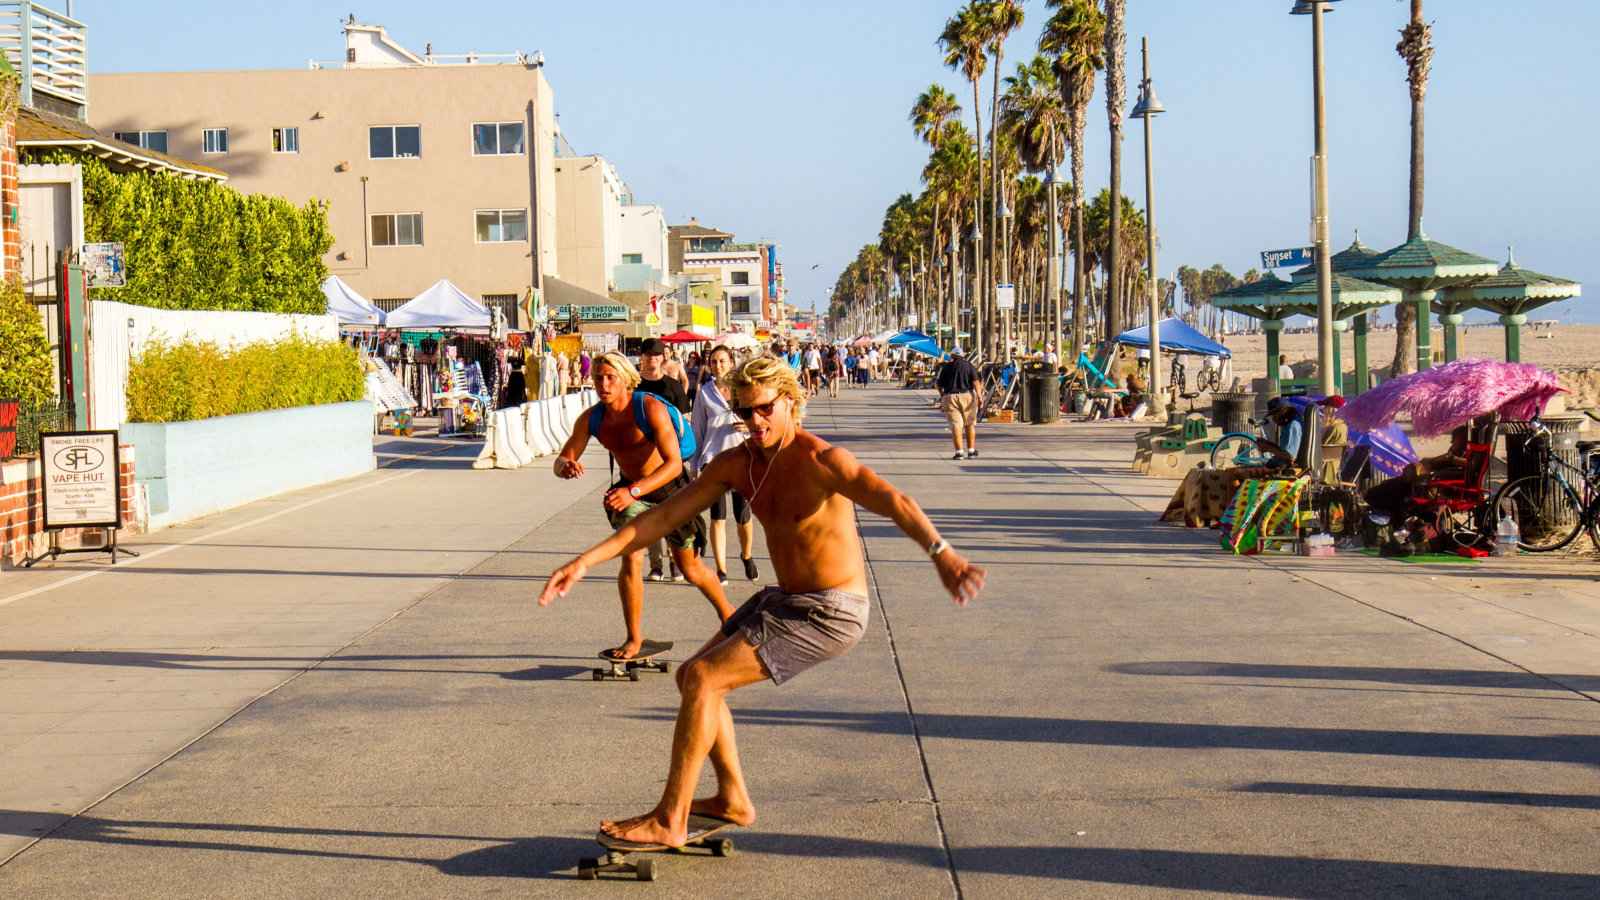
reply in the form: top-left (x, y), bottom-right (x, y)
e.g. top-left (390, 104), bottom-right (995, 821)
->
top-left (1069, 110), bottom-right (1087, 367)
top-left (989, 51), bottom-right (1004, 360)
top-left (1046, 153), bottom-right (1063, 364)
top-left (969, 76), bottom-right (986, 358)
top-left (1104, 0), bottom-right (1126, 341)
top-left (1391, 0), bottom-right (1430, 376)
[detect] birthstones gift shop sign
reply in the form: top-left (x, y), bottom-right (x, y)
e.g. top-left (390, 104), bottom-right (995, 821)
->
top-left (40, 431), bottom-right (121, 530)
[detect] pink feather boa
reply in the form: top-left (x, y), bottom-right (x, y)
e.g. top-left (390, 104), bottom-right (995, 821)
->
top-left (1337, 358), bottom-right (1565, 436)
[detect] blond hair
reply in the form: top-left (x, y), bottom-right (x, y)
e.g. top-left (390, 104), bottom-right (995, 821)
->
top-left (594, 351), bottom-right (641, 389)
top-left (723, 356), bottom-right (806, 416)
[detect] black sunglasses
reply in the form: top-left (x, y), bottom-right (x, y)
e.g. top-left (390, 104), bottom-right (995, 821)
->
top-left (733, 400), bottom-right (779, 421)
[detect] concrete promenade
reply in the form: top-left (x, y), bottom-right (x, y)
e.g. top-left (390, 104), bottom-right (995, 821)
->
top-left (1, 385), bottom-right (1597, 897)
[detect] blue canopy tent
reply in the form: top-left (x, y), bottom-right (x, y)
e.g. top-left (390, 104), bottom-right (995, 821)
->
top-left (886, 329), bottom-right (947, 360)
top-left (1114, 318), bottom-right (1231, 357)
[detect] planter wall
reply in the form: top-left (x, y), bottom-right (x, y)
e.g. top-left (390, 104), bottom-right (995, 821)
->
top-left (122, 401), bottom-right (374, 530)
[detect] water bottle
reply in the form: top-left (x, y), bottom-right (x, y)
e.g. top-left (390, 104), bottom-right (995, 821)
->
top-left (1495, 514), bottom-right (1519, 557)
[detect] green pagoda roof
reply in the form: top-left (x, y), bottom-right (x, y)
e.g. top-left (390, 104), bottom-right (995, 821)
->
top-left (1290, 233), bottom-right (1379, 282)
top-left (1347, 233), bottom-right (1500, 287)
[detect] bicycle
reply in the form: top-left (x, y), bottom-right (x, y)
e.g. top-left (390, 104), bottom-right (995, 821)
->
top-left (1209, 417), bottom-right (1277, 469)
top-left (1196, 362), bottom-right (1223, 393)
top-left (1488, 418), bottom-right (1600, 552)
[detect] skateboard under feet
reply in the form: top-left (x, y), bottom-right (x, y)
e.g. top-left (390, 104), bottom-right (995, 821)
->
top-left (592, 639), bottom-right (673, 682)
top-left (578, 815), bottom-right (736, 881)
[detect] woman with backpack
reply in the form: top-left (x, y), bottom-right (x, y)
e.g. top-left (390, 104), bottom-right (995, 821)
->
top-left (691, 345), bottom-right (759, 584)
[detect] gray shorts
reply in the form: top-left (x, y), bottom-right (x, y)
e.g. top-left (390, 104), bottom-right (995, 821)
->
top-left (720, 586), bottom-right (870, 685)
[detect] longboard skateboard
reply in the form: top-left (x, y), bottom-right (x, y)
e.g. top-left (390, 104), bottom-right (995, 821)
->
top-left (578, 814), bottom-right (737, 881)
top-left (593, 640), bottom-right (673, 682)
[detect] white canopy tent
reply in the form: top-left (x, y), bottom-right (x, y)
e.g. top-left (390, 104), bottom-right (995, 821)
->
top-left (384, 278), bottom-right (492, 329)
top-left (321, 275), bottom-right (384, 326)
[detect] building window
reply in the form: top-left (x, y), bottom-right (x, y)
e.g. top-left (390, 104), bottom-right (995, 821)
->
top-left (272, 127), bottom-right (300, 153)
top-left (621, 253), bottom-right (643, 265)
top-left (472, 122), bottom-right (525, 155)
top-left (114, 130), bottom-right (168, 153)
top-left (730, 271), bottom-right (750, 286)
top-left (475, 209), bottom-right (528, 243)
top-left (372, 213), bottom-right (424, 247)
top-left (732, 295), bottom-right (752, 315)
top-left (201, 128), bottom-right (229, 154)
top-left (370, 125), bottom-right (422, 159)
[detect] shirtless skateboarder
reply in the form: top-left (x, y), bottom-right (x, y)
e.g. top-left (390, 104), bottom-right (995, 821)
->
top-left (539, 356), bottom-right (985, 846)
top-left (553, 352), bottom-right (733, 661)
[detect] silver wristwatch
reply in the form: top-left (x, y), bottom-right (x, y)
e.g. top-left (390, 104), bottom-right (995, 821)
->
top-left (628, 485), bottom-right (643, 498)
top-left (927, 539), bottom-right (950, 558)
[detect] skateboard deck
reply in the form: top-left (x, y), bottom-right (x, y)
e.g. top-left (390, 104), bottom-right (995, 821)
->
top-left (578, 815), bottom-right (737, 881)
top-left (592, 640), bottom-right (674, 681)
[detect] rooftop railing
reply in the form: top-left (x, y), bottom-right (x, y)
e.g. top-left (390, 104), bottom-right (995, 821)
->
top-left (686, 242), bottom-right (763, 254)
top-left (0, 1), bottom-right (88, 117)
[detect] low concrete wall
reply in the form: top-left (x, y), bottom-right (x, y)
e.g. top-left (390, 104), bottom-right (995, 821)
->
top-left (123, 402), bottom-right (374, 531)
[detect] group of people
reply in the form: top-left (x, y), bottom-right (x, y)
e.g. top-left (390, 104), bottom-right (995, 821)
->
top-left (541, 343), bottom-right (985, 849)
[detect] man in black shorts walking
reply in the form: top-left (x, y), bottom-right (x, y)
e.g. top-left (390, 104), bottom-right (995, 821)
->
top-left (553, 351), bottom-right (732, 660)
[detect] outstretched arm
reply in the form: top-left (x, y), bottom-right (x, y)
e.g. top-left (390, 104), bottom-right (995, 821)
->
top-left (820, 446), bottom-right (984, 606)
top-left (538, 456), bottom-right (733, 606)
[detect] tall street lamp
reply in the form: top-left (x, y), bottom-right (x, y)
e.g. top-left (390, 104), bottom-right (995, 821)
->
top-left (1293, 0), bottom-right (1342, 396)
top-left (1130, 36), bottom-right (1165, 419)
top-left (999, 195), bottom-right (1012, 358)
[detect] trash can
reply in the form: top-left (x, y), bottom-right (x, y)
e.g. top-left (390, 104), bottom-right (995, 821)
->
top-left (1211, 392), bottom-right (1255, 435)
top-left (1504, 415), bottom-right (1582, 481)
top-left (1023, 363), bottom-right (1060, 424)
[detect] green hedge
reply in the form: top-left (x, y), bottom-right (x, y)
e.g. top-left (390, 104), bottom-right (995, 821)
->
top-left (0, 277), bottom-right (55, 408)
top-left (126, 335), bottom-right (364, 423)
top-left (24, 152), bottom-right (332, 314)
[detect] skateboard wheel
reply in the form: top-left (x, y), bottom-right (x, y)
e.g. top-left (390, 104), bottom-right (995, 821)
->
top-left (628, 670), bottom-right (640, 682)
top-left (710, 838), bottom-right (734, 858)
top-left (591, 670), bottom-right (604, 681)
top-left (659, 662), bottom-right (671, 674)
top-left (577, 857), bottom-right (599, 879)
top-left (635, 858), bottom-right (657, 881)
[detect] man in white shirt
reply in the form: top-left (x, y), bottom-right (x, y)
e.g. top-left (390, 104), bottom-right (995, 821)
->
top-left (1277, 354), bottom-right (1295, 381)
top-left (866, 347), bottom-right (881, 383)
top-left (803, 344), bottom-right (823, 396)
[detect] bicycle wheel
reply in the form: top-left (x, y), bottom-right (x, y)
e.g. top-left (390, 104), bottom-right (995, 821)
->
top-left (1491, 475), bottom-right (1585, 552)
top-left (1210, 434), bottom-right (1263, 470)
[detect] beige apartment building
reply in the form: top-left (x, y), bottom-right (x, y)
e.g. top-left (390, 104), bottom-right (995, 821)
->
top-left (87, 21), bottom-right (560, 321)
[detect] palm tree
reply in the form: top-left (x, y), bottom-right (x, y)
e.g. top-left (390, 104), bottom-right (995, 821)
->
top-left (910, 84), bottom-right (962, 148)
top-left (1000, 54), bottom-right (1066, 360)
top-left (1391, 0), bottom-right (1433, 376)
top-left (940, 4), bottom-right (989, 356)
top-left (1102, 0), bottom-right (1127, 340)
top-left (981, 0), bottom-right (1025, 357)
top-left (924, 124), bottom-right (978, 348)
top-left (1040, 0), bottom-right (1105, 362)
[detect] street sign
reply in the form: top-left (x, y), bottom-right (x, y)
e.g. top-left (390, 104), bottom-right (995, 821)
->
top-left (1261, 247), bottom-right (1314, 269)
top-left (996, 283), bottom-right (1016, 311)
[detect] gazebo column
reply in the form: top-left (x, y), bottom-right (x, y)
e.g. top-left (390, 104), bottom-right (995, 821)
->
top-left (1263, 318), bottom-right (1284, 397)
top-left (1414, 289), bottom-right (1437, 370)
top-left (1500, 312), bottom-right (1527, 362)
top-left (1441, 311), bottom-right (1465, 362)
top-left (1352, 312), bottom-right (1370, 394)
top-left (1330, 318), bottom-right (1349, 396)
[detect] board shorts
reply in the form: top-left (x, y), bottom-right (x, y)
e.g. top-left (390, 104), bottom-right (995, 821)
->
top-left (605, 476), bottom-right (703, 551)
top-left (942, 391), bottom-right (977, 432)
top-left (720, 586), bottom-right (870, 685)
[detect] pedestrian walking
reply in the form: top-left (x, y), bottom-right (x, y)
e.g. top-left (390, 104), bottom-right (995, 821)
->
top-left (539, 356), bottom-right (984, 848)
top-left (552, 352), bottom-right (733, 661)
top-left (638, 339), bottom-right (694, 582)
top-left (691, 345), bottom-right (759, 584)
top-left (937, 345), bottom-right (982, 460)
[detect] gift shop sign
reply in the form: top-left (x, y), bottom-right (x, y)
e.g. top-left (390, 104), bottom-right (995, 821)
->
top-left (40, 431), bottom-right (121, 530)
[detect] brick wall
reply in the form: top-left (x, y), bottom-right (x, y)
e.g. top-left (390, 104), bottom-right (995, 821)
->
top-left (2, 113), bottom-right (17, 278)
top-left (0, 445), bottom-right (140, 567)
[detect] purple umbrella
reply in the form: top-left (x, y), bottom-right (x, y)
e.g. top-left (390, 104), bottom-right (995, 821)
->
top-left (1338, 358), bottom-right (1564, 437)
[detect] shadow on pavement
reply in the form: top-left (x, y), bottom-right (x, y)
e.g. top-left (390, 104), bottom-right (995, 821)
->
top-left (1109, 660), bottom-right (1600, 694)
top-left (1236, 781), bottom-right (1600, 811)
top-left (0, 650), bottom-right (593, 678)
top-left (625, 708), bottom-right (1599, 767)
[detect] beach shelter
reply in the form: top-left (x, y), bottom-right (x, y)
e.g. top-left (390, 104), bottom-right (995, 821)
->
top-left (872, 328), bottom-right (900, 344)
top-left (1115, 318), bottom-right (1231, 357)
top-left (660, 329), bottom-right (708, 344)
top-left (1440, 249), bottom-right (1581, 362)
top-left (1346, 235), bottom-right (1499, 371)
top-left (384, 279), bottom-right (492, 329)
top-left (886, 329), bottom-right (945, 360)
top-left (322, 275), bottom-right (383, 326)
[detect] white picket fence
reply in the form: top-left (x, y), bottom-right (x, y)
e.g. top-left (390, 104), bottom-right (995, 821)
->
top-left (89, 301), bottom-right (339, 430)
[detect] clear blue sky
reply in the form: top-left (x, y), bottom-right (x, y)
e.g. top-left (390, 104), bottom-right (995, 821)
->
top-left (82, 1), bottom-right (1596, 322)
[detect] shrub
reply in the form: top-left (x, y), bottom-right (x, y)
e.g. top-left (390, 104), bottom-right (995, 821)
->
top-left (0, 277), bottom-right (55, 408)
top-left (22, 152), bottom-right (332, 314)
top-left (126, 334), bottom-right (363, 423)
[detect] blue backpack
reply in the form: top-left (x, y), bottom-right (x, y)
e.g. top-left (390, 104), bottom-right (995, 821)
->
top-left (588, 392), bottom-right (698, 463)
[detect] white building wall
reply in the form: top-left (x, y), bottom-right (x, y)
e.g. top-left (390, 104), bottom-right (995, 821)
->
top-left (618, 204), bottom-right (668, 274)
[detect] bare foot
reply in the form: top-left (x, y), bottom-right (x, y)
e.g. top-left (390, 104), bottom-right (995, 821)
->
top-left (690, 793), bottom-right (756, 826)
top-left (599, 810), bottom-right (684, 847)
top-left (604, 637), bottom-right (644, 661)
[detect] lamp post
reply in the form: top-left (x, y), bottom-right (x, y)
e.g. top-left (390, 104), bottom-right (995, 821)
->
top-left (999, 195), bottom-right (1012, 360)
top-left (1293, 0), bottom-right (1342, 396)
top-left (1130, 37), bottom-right (1165, 420)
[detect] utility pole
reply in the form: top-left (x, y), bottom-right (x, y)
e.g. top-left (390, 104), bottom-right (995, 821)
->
top-left (1131, 37), bottom-right (1165, 418)
top-left (1308, 0), bottom-right (1337, 396)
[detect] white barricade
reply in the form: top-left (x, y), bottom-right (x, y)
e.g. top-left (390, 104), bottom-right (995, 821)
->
top-left (502, 407), bottom-right (536, 466)
top-left (522, 401), bottom-right (554, 457)
top-left (472, 414), bottom-right (498, 470)
top-left (542, 393), bottom-right (568, 448)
